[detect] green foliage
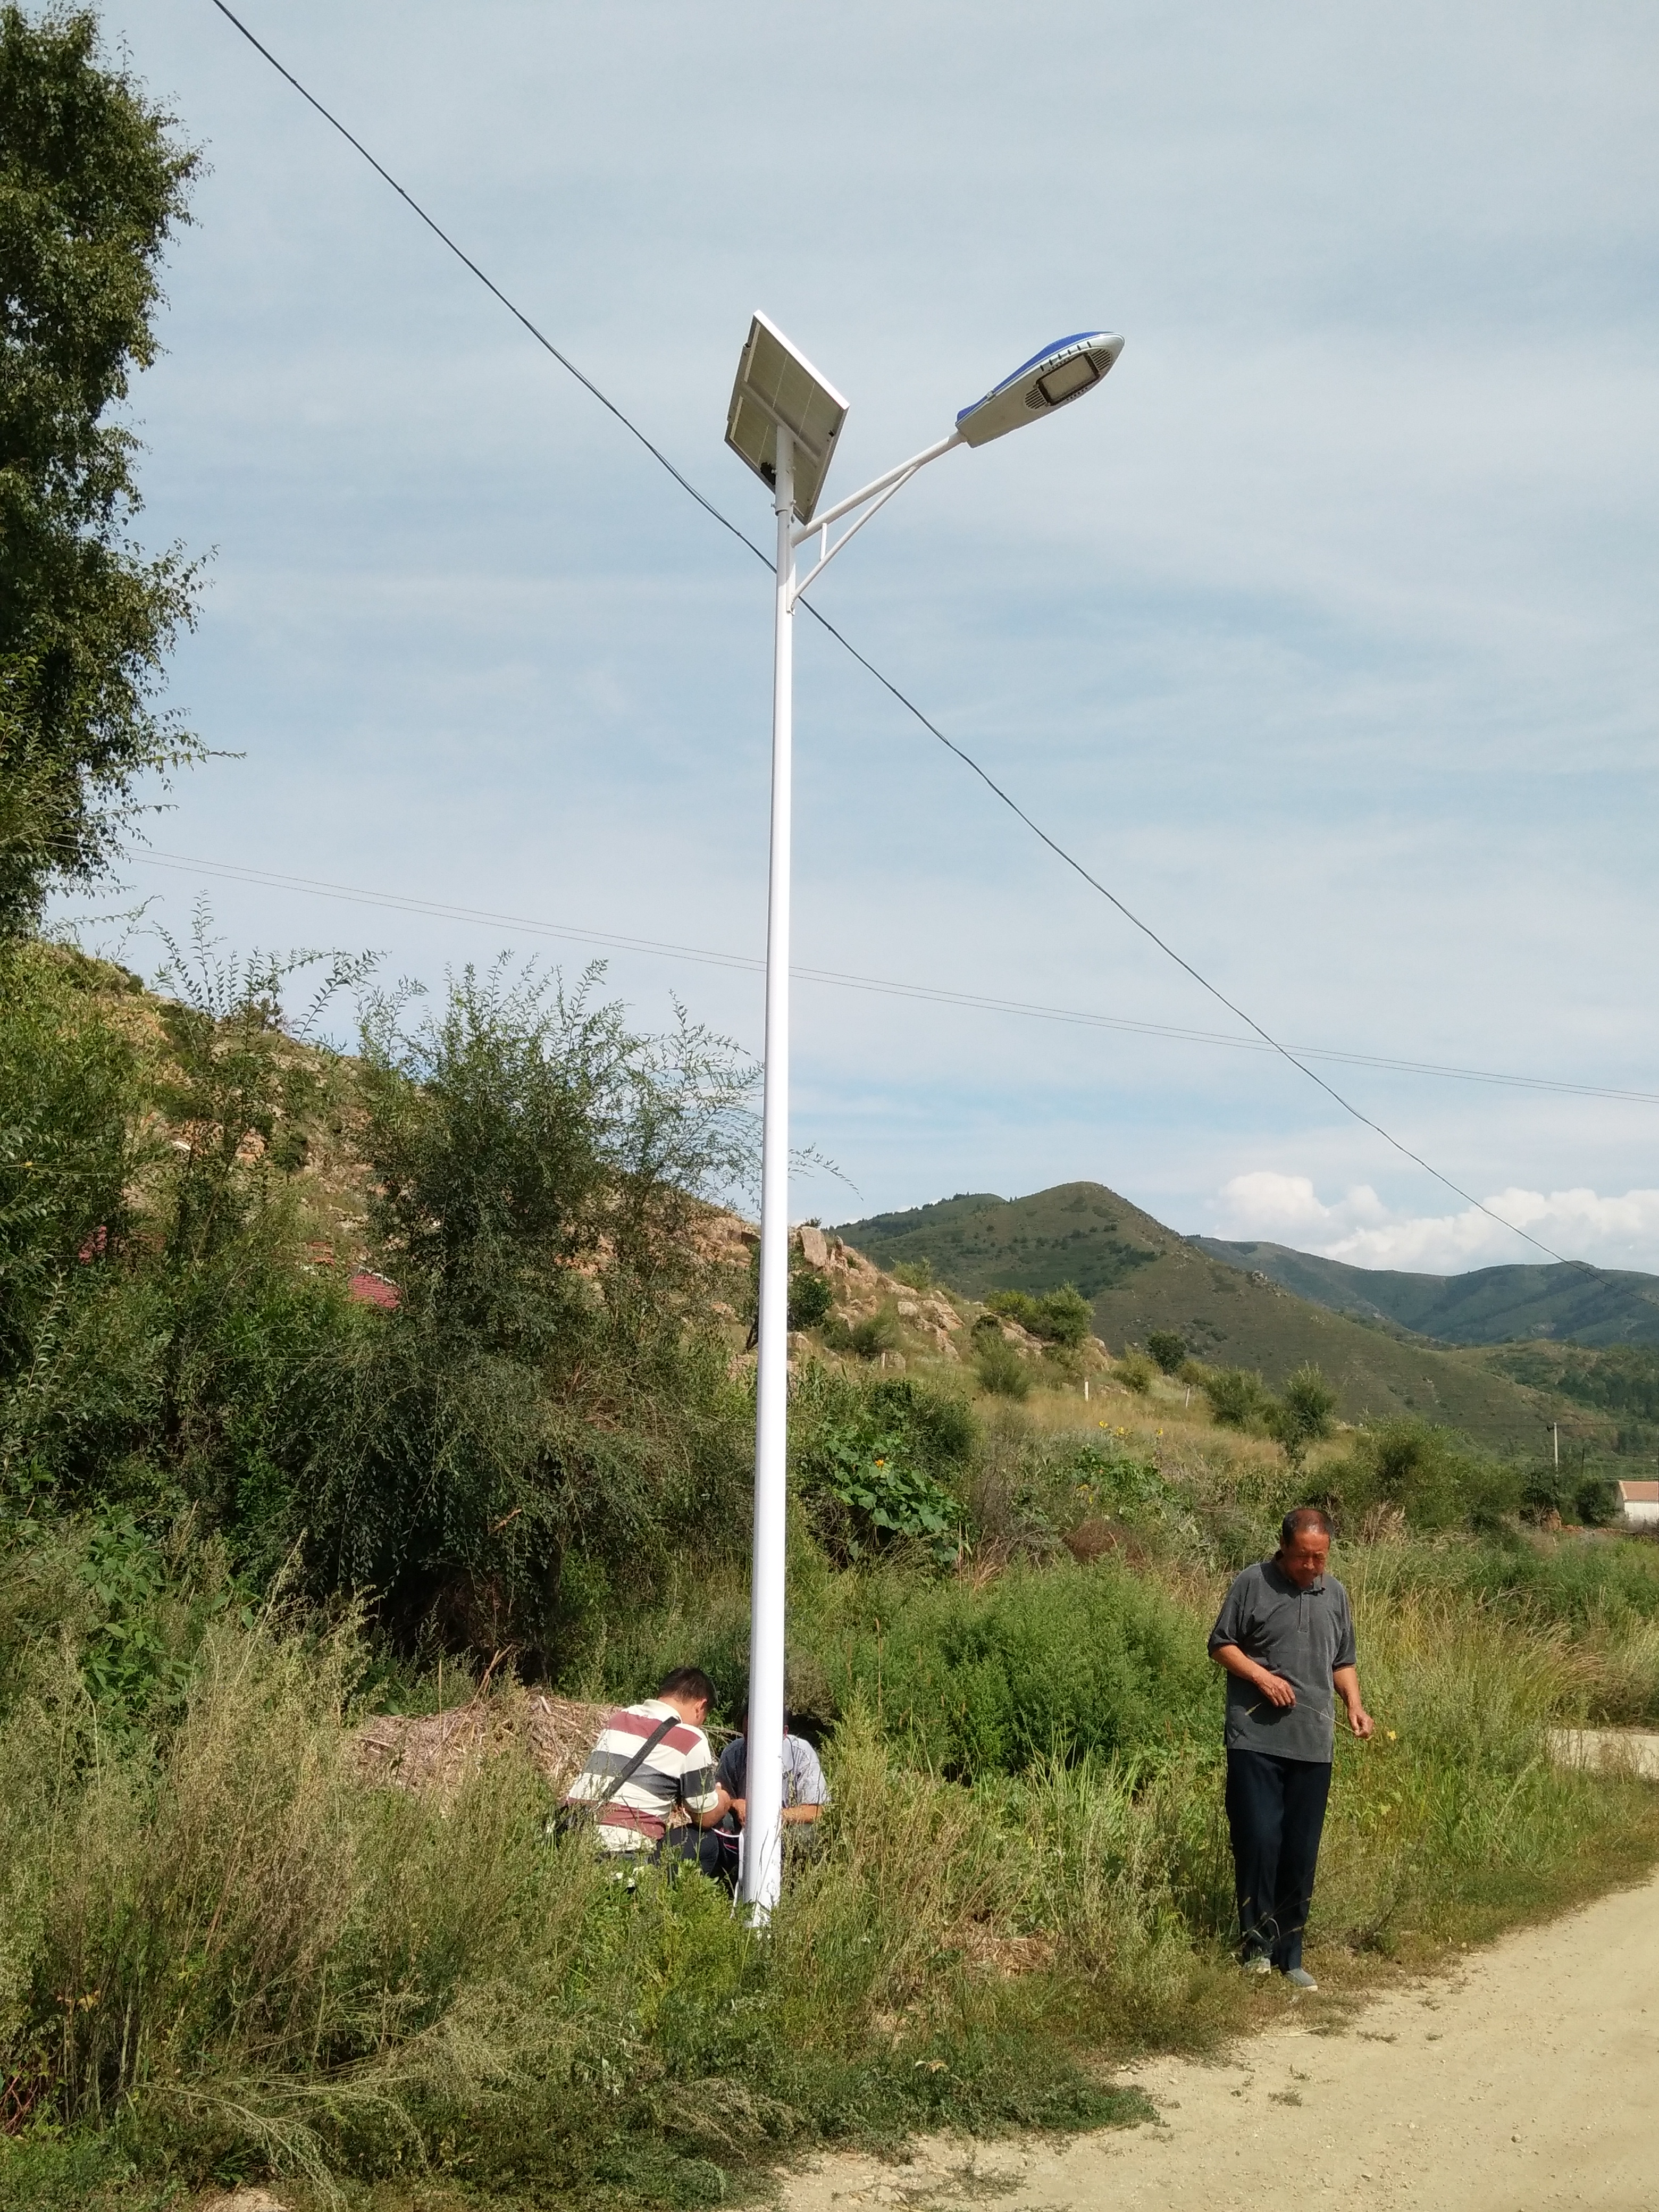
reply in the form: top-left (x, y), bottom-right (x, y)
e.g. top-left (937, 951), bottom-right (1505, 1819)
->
top-left (974, 1329), bottom-right (1031, 1400)
top-left (807, 1433), bottom-right (961, 1566)
top-left (1263, 1363), bottom-right (1337, 1468)
top-left (0, 9), bottom-right (203, 928)
top-left (1199, 1365), bottom-right (1270, 1430)
top-left (789, 1265), bottom-right (834, 1330)
top-left (1496, 1343), bottom-right (1659, 1425)
top-left (986, 1281), bottom-right (1092, 1347)
top-left (1325, 1417), bottom-right (1520, 1532)
top-left (0, 1592), bottom-right (1157, 2199)
top-left (794, 1370), bottom-right (976, 1566)
top-left (828, 1561), bottom-right (1218, 1777)
top-left (300, 961), bottom-right (760, 1666)
top-left (1117, 1352), bottom-right (1154, 1395)
top-left (1146, 1329), bottom-right (1187, 1376)
top-left (0, 941), bottom-right (140, 1387)
top-left (890, 1258), bottom-right (934, 1291)
top-left (739, 1244), bottom-right (835, 1345)
top-left (848, 1307), bottom-right (899, 1360)
top-left (1574, 1472), bottom-right (1620, 1528)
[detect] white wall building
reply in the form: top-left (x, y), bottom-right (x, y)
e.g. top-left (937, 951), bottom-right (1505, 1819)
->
top-left (1615, 1480), bottom-right (1659, 1527)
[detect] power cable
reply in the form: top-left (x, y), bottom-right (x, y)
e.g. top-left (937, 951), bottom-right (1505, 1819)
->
top-left (136, 848), bottom-right (1659, 1112)
top-left (203, 0), bottom-right (1593, 1269)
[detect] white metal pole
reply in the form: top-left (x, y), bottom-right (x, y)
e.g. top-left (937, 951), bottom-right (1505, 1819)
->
top-left (741, 428), bottom-right (795, 1918)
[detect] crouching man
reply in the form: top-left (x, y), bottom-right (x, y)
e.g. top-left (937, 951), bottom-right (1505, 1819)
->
top-left (564, 1665), bottom-right (730, 1873)
top-left (709, 1689), bottom-right (830, 1890)
top-left (1209, 1506), bottom-right (1373, 1990)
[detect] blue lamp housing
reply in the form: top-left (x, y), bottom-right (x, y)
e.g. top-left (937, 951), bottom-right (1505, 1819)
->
top-left (955, 331), bottom-right (1124, 448)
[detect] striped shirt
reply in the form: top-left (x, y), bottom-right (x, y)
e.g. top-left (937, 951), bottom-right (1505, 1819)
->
top-left (565, 1699), bottom-right (722, 1852)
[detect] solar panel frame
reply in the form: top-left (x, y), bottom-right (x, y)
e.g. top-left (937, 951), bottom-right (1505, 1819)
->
top-left (725, 312), bottom-right (849, 525)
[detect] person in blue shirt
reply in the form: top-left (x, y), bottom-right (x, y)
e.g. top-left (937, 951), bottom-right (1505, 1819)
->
top-left (711, 1691), bottom-right (830, 1889)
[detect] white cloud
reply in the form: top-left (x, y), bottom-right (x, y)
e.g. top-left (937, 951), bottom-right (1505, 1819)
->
top-left (1212, 1172), bottom-right (1659, 1275)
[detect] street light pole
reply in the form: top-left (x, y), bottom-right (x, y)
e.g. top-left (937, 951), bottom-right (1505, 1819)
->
top-left (743, 427), bottom-right (797, 1915)
top-left (724, 319), bottom-right (1123, 1919)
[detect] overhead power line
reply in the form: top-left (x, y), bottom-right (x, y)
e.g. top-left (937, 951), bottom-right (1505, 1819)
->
top-left (136, 850), bottom-right (1659, 1112)
top-left (203, 0), bottom-right (1593, 1270)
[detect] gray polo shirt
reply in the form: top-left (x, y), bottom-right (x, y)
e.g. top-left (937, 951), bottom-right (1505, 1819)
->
top-left (1209, 1556), bottom-right (1356, 1763)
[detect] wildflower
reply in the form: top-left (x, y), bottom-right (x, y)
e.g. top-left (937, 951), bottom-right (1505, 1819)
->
top-left (1386, 1729), bottom-right (1397, 1741)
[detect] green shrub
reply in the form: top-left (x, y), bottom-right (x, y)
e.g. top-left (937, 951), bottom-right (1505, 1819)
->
top-left (827, 1561), bottom-right (1218, 1777)
top-left (986, 1285), bottom-right (1092, 1348)
top-left (1264, 1364), bottom-right (1336, 1468)
top-left (1117, 1353), bottom-right (1155, 1395)
top-left (891, 1259), bottom-right (934, 1291)
top-left (1574, 1472), bottom-right (1620, 1528)
top-left (1033, 1285), bottom-right (1093, 1348)
top-left (975, 1333), bottom-right (1031, 1400)
top-left (789, 1267), bottom-right (834, 1330)
top-left (849, 1308), bottom-right (899, 1360)
top-left (1199, 1366), bottom-right (1268, 1430)
top-left (1326, 1417), bottom-right (1520, 1532)
top-left (804, 1432), bottom-right (961, 1566)
top-left (1146, 1330), bottom-right (1187, 1377)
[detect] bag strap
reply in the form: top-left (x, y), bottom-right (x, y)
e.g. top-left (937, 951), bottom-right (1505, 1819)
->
top-left (583, 1710), bottom-right (680, 1819)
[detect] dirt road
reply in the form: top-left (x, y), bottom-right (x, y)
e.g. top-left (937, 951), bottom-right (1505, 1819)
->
top-left (786, 1869), bottom-right (1659, 2212)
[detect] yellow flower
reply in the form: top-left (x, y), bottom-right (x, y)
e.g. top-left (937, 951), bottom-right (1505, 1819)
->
top-left (1386, 1729), bottom-right (1397, 1741)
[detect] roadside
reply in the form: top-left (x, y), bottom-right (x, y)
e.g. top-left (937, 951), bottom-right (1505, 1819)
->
top-left (785, 1865), bottom-right (1659, 2212)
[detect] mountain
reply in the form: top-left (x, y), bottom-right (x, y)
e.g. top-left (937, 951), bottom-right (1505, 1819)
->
top-left (832, 1182), bottom-right (1557, 1452)
top-left (1192, 1242), bottom-right (1659, 1348)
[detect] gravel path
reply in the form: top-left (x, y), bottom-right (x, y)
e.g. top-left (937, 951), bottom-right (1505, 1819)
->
top-left (785, 1868), bottom-right (1659, 2212)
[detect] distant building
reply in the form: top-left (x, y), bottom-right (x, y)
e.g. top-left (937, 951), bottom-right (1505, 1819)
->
top-left (349, 1269), bottom-right (401, 1311)
top-left (1615, 1480), bottom-right (1659, 1528)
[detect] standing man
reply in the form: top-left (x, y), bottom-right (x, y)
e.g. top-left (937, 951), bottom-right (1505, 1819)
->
top-left (1209, 1505), bottom-right (1373, 1991)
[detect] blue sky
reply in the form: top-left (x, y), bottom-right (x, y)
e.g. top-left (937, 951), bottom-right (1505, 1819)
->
top-left (79, 1), bottom-right (1659, 1270)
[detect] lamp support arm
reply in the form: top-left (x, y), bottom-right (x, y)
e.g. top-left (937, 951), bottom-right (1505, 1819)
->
top-left (784, 429), bottom-right (965, 608)
top-left (791, 429), bottom-right (961, 544)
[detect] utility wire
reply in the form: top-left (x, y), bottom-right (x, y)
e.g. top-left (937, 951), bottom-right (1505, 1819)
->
top-left (136, 849), bottom-right (1659, 1112)
top-left (204, 0), bottom-right (1590, 1270)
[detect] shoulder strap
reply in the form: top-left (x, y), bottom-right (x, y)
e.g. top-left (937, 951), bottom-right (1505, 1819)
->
top-left (588, 1710), bottom-right (680, 1816)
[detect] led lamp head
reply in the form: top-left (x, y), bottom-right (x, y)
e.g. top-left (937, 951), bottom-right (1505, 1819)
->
top-left (954, 331), bottom-right (1124, 448)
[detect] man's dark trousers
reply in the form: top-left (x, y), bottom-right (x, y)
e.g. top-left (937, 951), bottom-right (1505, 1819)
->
top-left (1225, 1748), bottom-right (1332, 1972)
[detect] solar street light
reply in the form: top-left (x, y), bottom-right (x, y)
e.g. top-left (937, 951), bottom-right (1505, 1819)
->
top-left (725, 317), bottom-right (1121, 1918)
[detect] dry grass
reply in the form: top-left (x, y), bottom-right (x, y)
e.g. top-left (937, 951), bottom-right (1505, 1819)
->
top-left (350, 1688), bottom-right (606, 1803)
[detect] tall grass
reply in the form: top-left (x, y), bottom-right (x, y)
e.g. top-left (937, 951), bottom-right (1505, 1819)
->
top-left (6, 1524), bottom-right (1659, 2206)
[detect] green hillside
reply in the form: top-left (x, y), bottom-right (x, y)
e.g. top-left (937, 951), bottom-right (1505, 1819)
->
top-left (834, 1182), bottom-right (1558, 1451)
top-left (1194, 1239), bottom-right (1659, 1347)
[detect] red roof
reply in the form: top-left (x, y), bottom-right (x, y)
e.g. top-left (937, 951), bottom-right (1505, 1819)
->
top-left (349, 1270), bottom-right (401, 1311)
top-left (1617, 1481), bottom-right (1659, 1504)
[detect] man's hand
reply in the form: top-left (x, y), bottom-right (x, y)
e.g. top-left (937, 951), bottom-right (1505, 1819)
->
top-left (1213, 1641), bottom-right (1295, 1707)
top-left (1334, 1665), bottom-right (1373, 1738)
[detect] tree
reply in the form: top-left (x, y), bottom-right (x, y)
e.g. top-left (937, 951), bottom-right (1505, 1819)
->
top-left (1146, 1329), bottom-right (1187, 1376)
top-left (1266, 1363), bottom-right (1337, 1469)
top-left (1201, 1365), bottom-right (1269, 1430)
top-left (308, 962), bottom-right (761, 1665)
top-left (0, 6), bottom-right (202, 932)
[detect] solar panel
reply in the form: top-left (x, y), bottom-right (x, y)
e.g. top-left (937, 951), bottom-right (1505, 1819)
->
top-left (725, 312), bottom-right (849, 526)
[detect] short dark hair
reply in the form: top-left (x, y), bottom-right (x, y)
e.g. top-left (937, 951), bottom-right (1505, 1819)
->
top-left (1280, 1505), bottom-right (1334, 1548)
top-left (657, 1665), bottom-right (716, 1706)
